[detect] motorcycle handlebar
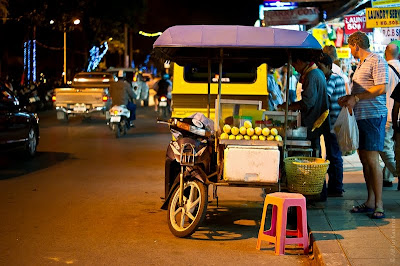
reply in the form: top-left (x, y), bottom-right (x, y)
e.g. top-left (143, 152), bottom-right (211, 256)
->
top-left (156, 118), bottom-right (170, 124)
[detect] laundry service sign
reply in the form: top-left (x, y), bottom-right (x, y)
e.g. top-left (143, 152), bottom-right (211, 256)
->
top-left (366, 7), bottom-right (400, 28)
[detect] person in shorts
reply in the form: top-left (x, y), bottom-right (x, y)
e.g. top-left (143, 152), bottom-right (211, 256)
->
top-left (338, 31), bottom-right (389, 219)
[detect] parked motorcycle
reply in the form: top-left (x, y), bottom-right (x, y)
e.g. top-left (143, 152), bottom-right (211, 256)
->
top-left (40, 88), bottom-right (54, 111)
top-left (158, 95), bottom-right (171, 120)
top-left (158, 114), bottom-right (215, 237)
top-left (108, 105), bottom-right (131, 138)
top-left (17, 85), bottom-right (42, 112)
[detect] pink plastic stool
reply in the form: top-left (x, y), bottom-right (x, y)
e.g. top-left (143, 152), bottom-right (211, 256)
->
top-left (256, 192), bottom-right (309, 255)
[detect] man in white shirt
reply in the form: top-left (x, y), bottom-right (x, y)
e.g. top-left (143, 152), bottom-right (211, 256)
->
top-left (338, 31), bottom-right (389, 219)
top-left (323, 45), bottom-right (350, 94)
top-left (382, 43), bottom-right (400, 188)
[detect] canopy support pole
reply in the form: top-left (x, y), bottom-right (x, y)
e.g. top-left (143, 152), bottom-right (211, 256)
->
top-left (283, 51), bottom-right (292, 159)
top-left (207, 59), bottom-right (211, 119)
top-left (215, 49), bottom-right (223, 167)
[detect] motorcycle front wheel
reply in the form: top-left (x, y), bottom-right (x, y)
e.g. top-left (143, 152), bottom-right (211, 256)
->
top-left (114, 124), bottom-right (121, 138)
top-left (159, 106), bottom-right (170, 120)
top-left (122, 118), bottom-right (128, 135)
top-left (167, 179), bottom-right (208, 238)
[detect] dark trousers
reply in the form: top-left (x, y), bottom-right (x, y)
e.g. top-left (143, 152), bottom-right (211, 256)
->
top-left (324, 131), bottom-right (344, 193)
top-left (318, 131), bottom-right (344, 200)
top-left (126, 102), bottom-right (136, 121)
top-left (289, 90), bottom-right (297, 104)
top-left (309, 136), bottom-right (321, 158)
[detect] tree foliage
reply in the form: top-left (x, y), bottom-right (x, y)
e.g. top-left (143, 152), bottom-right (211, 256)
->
top-left (0, 0), bottom-right (8, 23)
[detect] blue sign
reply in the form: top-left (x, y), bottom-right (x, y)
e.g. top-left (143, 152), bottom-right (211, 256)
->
top-left (263, 1), bottom-right (298, 9)
top-left (260, 1), bottom-right (298, 20)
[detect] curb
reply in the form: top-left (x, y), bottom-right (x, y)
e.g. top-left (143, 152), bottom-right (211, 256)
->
top-left (308, 209), bottom-right (351, 266)
top-left (310, 231), bottom-right (350, 266)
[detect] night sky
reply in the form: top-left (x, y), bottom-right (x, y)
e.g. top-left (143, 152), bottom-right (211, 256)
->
top-left (136, 0), bottom-right (261, 63)
top-left (142, 0), bottom-right (261, 32)
top-left (0, 0), bottom-right (262, 80)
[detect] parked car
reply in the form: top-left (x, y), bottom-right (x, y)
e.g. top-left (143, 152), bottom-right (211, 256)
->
top-left (0, 87), bottom-right (40, 157)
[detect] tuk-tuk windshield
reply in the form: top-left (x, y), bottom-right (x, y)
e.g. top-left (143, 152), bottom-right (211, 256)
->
top-left (184, 62), bottom-right (257, 84)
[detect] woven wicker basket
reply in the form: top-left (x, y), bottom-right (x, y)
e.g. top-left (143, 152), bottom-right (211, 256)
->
top-left (284, 156), bottom-right (330, 195)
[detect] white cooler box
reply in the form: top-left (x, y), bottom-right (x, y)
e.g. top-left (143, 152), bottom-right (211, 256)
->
top-left (223, 145), bottom-right (280, 183)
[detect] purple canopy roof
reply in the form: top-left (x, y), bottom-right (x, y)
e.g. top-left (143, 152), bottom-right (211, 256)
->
top-left (152, 25), bottom-right (322, 67)
top-left (153, 25), bottom-right (321, 49)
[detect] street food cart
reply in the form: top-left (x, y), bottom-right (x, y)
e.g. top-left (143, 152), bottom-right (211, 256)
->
top-left (153, 25), bottom-right (326, 237)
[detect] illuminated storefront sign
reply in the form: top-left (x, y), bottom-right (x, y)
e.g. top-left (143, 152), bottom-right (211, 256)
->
top-left (312, 28), bottom-right (328, 46)
top-left (264, 7), bottom-right (319, 26)
top-left (344, 15), bottom-right (373, 34)
top-left (375, 27), bottom-right (400, 44)
top-left (312, 28), bottom-right (335, 47)
top-left (371, 0), bottom-right (400, 8)
top-left (382, 27), bottom-right (400, 38)
top-left (259, 1), bottom-right (297, 20)
top-left (280, 0), bottom-right (333, 1)
top-left (336, 47), bottom-right (351, 59)
top-left (365, 7), bottom-right (400, 28)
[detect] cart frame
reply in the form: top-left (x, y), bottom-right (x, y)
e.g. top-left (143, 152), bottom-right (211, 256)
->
top-left (153, 25), bottom-right (322, 184)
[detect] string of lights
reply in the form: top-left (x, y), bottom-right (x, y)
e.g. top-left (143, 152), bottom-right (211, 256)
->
top-left (33, 40), bottom-right (36, 82)
top-left (23, 40), bottom-right (37, 83)
top-left (87, 42), bottom-right (109, 71)
top-left (27, 40), bottom-right (31, 82)
top-left (23, 42), bottom-right (27, 72)
top-left (138, 31), bottom-right (162, 37)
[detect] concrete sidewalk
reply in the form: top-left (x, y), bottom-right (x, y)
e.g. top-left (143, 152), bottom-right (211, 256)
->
top-left (309, 153), bottom-right (400, 265)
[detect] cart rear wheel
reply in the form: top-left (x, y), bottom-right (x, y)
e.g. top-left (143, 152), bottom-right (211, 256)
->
top-left (167, 179), bottom-right (208, 237)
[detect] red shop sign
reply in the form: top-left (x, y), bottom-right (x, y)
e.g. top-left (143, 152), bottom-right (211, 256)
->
top-left (344, 15), bottom-right (373, 35)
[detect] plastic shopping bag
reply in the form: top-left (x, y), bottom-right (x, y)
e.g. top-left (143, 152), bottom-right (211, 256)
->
top-left (332, 107), bottom-right (359, 153)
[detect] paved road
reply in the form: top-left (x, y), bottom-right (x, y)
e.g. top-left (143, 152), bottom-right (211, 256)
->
top-left (0, 107), bottom-right (311, 265)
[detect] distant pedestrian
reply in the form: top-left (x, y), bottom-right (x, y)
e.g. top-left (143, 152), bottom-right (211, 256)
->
top-left (323, 45), bottom-right (350, 94)
top-left (387, 45), bottom-right (400, 191)
top-left (135, 73), bottom-right (150, 107)
top-left (280, 65), bottom-right (298, 104)
top-left (267, 67), bottom-right (284, 110)
top-left (379, 43), bottom-right (400, 189)
top-left (317, 53), bottom-right (347, 198)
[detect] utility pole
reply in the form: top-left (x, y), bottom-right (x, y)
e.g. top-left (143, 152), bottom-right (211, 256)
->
top-left (61, 19), bottom-right (80, 84)
top-left (129, 29), bottom-right (133, 68)
top-left (63, 24), bottom-right (67, 84)
top-left (124, 24), bottom-right (129, 68)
